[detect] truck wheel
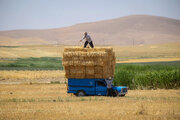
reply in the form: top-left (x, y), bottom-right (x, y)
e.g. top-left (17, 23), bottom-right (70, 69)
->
top-left (120, 94), bottom-right (125, 97)
top-left (76, 91), bottom-right (86, 96)
top-left (112, 90), bottom-right (118, 97)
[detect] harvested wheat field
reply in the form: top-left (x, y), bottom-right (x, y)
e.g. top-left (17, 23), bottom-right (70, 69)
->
top-left (0, 84), bottom-right (180, 120)
top-left (0, 70), bottom-right (65, 84)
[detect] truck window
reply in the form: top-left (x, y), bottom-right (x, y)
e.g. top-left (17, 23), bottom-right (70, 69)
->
top-left (97, 81), bottom-right (106, 87)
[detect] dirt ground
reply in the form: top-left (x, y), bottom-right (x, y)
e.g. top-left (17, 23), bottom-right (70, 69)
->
top-left (0, 84), bottom-right (180, 120)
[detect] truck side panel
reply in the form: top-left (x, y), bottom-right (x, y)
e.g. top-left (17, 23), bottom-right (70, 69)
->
top-left (68, 78), bottom-right (95, 87)
top-left (68, 78), bottom-right (104, 95)
top-left (68, 86), bottom-right (95, 95)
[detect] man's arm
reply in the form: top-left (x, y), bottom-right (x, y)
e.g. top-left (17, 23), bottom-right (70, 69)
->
top-left (80, 36), bottom-right (85, 42)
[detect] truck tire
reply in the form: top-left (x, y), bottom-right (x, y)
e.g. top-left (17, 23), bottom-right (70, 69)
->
top-left (76, 91), bottom-right (86, 96)
top-left (120, 94), bottom-right (125, 97)
top-left (112, 90), bottom-right (118, 97)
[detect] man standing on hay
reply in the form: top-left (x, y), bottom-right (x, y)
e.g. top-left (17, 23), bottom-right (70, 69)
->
top-left (80, 32), bottom-right (94, 48)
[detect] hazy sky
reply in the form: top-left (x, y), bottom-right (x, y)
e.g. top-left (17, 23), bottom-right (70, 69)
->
top-left (0, 0), bottom-right (180, 31)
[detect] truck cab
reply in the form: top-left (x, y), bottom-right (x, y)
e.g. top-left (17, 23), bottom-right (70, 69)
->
top-left (67, 78), bottom-right (128, 97)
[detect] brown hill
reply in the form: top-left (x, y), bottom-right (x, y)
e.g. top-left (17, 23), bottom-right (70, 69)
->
top-left (0, 15), bottom-right (180, 46)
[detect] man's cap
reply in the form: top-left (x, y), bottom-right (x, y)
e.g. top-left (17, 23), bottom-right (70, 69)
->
top-left (108, 77), bottom-right (112, 80)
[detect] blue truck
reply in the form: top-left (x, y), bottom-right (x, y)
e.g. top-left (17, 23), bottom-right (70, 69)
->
top-left (67, 78), bottom-right (128, 97)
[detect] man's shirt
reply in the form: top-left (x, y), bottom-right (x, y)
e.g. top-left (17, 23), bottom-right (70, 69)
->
top-left (105, 79), bottom-right (113, 88)
top-left (82, 34), bottom-right (92, 43)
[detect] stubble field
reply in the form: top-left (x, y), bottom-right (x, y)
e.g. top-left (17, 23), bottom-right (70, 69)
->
top-left (0, 84), bottom-right (180, 120)
top-left (1, 42), bottom-right (180, 63)
top-left (0, 70), bottom-right (65, 84)
top-left (0, 42), bottom-right (180, 120)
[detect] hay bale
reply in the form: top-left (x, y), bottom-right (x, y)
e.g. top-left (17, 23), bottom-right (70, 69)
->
top-left (63, 47), bottom-right (116, 79)
top-left (85, 66), bottom-right (94, 75)
top-left (95, 74), bottom-right (103, 78)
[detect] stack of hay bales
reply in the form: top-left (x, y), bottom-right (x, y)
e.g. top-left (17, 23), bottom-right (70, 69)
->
top-left (62, 47), bottom-right (116, 79)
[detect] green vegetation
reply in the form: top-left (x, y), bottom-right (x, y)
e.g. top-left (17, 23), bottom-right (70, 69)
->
top-left (50, 81), bottom-right (61, 84)
top-left (0, 46), bottom-right (20, 48)
top-left (0, 97), bottom-right (104, 103)
top-left (1, 57), bottom-right (180, 89)
top-left (114, 62), bottom-right (180, 89)
top-left (0, 57), bottom-right (63, 70)
top-left (128, 61), bottom-right (180, 67)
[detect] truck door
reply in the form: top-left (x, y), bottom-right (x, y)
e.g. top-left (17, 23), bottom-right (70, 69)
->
top-left (95, 81), bottom-right (107, 96)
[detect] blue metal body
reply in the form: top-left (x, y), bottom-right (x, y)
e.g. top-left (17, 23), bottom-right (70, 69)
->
top-left (67, 78), bottom-right (128, 96)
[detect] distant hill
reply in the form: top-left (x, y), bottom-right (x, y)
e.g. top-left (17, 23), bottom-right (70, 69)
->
top-left (0, 15), bottom-right (180, 46)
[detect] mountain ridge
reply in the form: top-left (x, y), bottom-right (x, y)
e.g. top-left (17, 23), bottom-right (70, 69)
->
top-left (0, 15), bottom-right (180, 46)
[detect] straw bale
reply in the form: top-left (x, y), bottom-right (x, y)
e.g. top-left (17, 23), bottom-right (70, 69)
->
top-left (69, 66), bottom-right (76, 75)
top-left (85, 66), bottom-right (94, 75)
top-left (85, 61), bottom-right (95, 66)
top-left (85, 75), bottom-right (95, 78)
top-left (64, 66), bottom-right (70, 76)
top-left (64, 47), bottom-right (112, 52)
top-left (73, 57), bottom-right (79, 61)
top-left (94, 66), bottom-right (103, 74)
top-left (84, 57), bottom-right (94, 61)
top-left (63, 52), bottom-right (72, 57)
top-left (80, 61), bottom-right (86, 66)
top-left (63, 47), bottom-right (116, 78)
top-left (69, 61), bottom-right (74, 66)
top-left (82, 52), bottom-right (88, 57)
top-left (95, 61), bottom-right (104, 66)
top-left (79, 56), bottom-right (84, 60)
top-left (75, 74), bottom-right (85, 78)
top-left (73, 61), bottom-right (80, 66)
top-left (64, 48), bottom-right (72, 52)
top-left (75, 68), bottom-right (85, 78)
top-left (95, 74), bottom-right (103, 78)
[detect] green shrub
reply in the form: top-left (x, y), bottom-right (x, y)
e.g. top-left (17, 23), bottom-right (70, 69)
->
top-left (114, 64), bottom-right (180, 89)
top-left (114, 70), bottom-right (134, 88)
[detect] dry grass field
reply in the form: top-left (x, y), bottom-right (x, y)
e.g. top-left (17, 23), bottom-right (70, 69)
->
top-left (0, 42), bottom-right (180, 63)
top-left (0, 42), bottom-right (180, 120)
top-left (0, 84), bottom-right (180, 120)
top-left (0, 70), bottom-right (65, 84)
top-left (0, 45), bottom-right (64, 58)
top-left (113, 42), bottom-right (180, 59)
top-left (116, 57), bottom-right (180, 63)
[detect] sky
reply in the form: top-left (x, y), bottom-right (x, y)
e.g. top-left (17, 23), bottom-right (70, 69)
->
top-left (0, 0), bottom-right (180, 31)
